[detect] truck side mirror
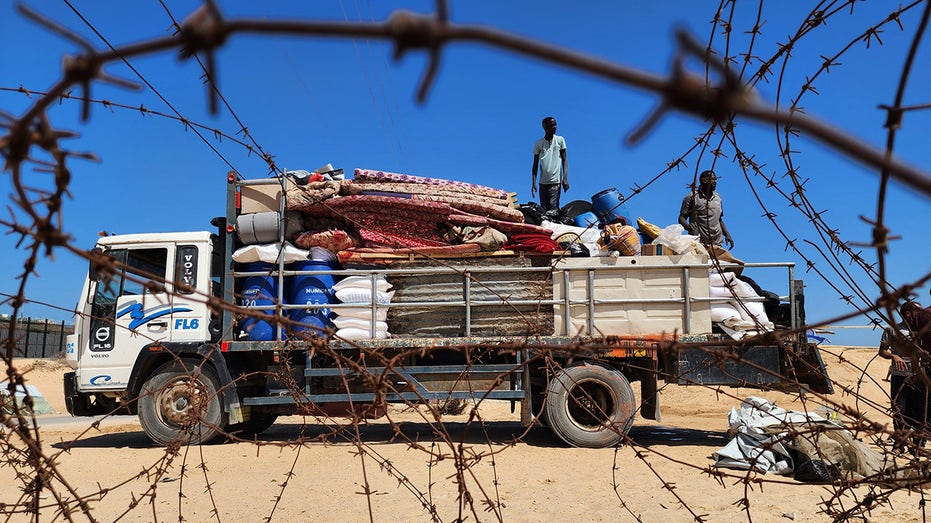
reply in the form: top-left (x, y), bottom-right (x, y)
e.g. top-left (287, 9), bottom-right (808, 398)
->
top-left (87, 246), bottom-right (116, 283)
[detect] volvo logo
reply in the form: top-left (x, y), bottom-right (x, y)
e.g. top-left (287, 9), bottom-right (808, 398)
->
top-left (94, 327), bottom-right (110, 342)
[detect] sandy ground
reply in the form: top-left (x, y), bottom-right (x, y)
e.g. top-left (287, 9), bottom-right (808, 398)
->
top-left (1, 347), bottom-right (928, 523)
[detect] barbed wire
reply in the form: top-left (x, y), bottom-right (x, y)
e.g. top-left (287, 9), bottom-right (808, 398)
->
top-left (3, 1), bottom-right (931, 522)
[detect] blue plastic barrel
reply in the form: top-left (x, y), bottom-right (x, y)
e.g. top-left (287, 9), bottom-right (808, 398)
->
top-left (239, 262), bottom-right (279, 341)
top-left (288, 259), bottom-right (340, 334)
top-left (574, 211), bottom-right (600, 228)
top-left (591, 188), bottom-right (632, 226)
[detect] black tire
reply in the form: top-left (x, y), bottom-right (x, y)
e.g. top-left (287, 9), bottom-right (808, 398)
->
top-left (544, 363), bottom-right (636, 448)
top-left (227, 412), bottom-right (278, 438)
top-left (138, 360), bottom-right (228, 446)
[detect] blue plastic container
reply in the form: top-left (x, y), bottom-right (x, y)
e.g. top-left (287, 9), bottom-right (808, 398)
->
top-left (239, 262), bottom-right (279, 341)
top-left (574, 211), bottom-right (600, 228)
top-left (591, 188), bottom-right (632, 226)
top-left (288, 259), bottom-right (340, 334)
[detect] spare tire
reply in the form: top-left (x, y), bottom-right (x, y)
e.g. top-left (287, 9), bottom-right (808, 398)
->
top-left (544, 363), bottom-right (636, 448)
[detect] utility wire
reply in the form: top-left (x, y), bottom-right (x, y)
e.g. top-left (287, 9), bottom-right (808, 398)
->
top-left (158, 0), bottom-right (279, 179)
top-left (63, 0), bottom-right (240, 174)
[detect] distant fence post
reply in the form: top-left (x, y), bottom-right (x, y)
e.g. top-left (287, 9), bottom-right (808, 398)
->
top-left (59, 320), bottom-right (66, 355)
top-left (23, 318), bottom-right (31, 358)
top-left (41, 319), bottom-right (50, 358)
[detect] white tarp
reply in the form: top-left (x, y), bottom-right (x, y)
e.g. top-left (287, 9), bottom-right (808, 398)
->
top-left (713, 397), bottom-right (825, 475)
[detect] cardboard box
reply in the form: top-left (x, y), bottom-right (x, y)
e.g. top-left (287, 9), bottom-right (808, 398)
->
top-left (240, 179), bottom-right (296, 214)
top-left (640, 244), bottom-right (664, 256)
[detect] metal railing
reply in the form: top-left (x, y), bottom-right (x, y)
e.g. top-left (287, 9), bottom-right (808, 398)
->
top-left (229, 258), bottom-right (798, 340)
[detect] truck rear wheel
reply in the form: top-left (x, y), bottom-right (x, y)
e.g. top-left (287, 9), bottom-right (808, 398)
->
top-left (544, 363), bottom-right (636, 448)
top-left (138, 360), bottom-right (228, 446)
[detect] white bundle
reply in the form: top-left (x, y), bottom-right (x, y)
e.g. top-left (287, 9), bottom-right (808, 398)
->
top-left (332, 274), bottom-right (392, 336)
top-left (334, 288), bottom-right (395, 304)
top-left (334, 316), bottom-right (389, 339)
top-left (335, 307), bottom-right (388, 321)
top-left (709, 269), bottom-right (774, 333)
top-left (232, 242), bottom-right (309, 263)
top-left (333, 275), bottom-right (392, 293)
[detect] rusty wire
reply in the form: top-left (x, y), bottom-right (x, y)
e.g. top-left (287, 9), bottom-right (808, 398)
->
top-left (3, 1), bottom-right (931, 522)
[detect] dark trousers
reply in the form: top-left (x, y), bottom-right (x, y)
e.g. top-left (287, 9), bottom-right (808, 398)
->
top-left (539, 183), bottom-right (561, 212)
top-left (894, 374), bottom-right (928, 442)
top-left (891, 374), bottom-right (907, 432)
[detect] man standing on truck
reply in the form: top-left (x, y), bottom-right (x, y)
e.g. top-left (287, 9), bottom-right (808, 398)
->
top-left (531, 116), bottom-right (569, 212)
top-left (679, 169), bottom-right (735, 250)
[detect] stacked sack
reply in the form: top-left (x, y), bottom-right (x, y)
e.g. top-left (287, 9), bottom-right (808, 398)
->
top-left (331, 275), bottom-right (394, 339)
top-left (709, 270), bottom-right (774, 335)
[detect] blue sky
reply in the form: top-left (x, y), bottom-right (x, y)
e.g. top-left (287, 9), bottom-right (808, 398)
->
top-left (2, 1), bottom-right (929, 347)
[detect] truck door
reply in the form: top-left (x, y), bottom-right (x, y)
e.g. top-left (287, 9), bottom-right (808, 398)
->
top-left (80, 246), bottom-right (173, 391)
top-left (168, 244), bottom-right (211, 343)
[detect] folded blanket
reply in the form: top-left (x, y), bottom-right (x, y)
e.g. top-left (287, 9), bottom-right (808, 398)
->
top-left (354, 168), bottom-right (509, 199)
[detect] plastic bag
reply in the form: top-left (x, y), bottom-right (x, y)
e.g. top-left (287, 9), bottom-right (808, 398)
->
top-left (652, 224), bottom-right (708, 256)
top-left (542, 220), bottom-right (606, 256)
top-left (793, 459), bottom-right (840, 483)
top-left (518, 202), bottom-right (545, 225)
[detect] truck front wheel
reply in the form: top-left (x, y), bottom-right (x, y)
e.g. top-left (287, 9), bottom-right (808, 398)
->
top-left (544, 363), bottom-right (636, 448)
top-left (138, 360), bottom-right (228, 446)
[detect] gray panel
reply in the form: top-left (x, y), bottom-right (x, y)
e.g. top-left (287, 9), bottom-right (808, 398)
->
top-left (385, 257), bottom-right (554, 337)
top-left (676, 345), bottom-right (782, 387)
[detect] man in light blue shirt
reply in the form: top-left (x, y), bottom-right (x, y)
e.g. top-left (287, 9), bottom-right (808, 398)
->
top-left (531, 116), bottom-right (569, 211)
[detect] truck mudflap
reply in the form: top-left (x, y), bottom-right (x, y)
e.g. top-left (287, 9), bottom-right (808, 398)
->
top-left (64, 371), bottom-right (120, 416)
top-left (674, 341), bottom-right (833, 394)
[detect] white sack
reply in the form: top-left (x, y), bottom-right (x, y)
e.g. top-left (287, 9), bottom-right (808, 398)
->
top-left (332, 275), bottom-right (392, 293)
top-left (737, 300), bottom-right (773, 329)
top-left (335, 288), bottom-right (395, 304)
top-left (334, 307), bottom-right (388, 321)
top-left (332, 317), bottom-right (389, 332)
top-left (336, 327), bottom-right (389, 340)
top-left (711, 303), bottom-right (742, 324)
top-left (232, 242), bottom-right (310, 264)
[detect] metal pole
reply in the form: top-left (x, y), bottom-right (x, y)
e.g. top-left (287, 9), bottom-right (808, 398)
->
top-left (587, 269), bottom-right (595, 336)
top-left (464, 271), bottom-right (472, 337)
top-left (562, 269), bottom-right (571, 336)
top-left (24, 318), bottom-right (31, 358)
top-left (41, 319), bottom-right (50, 358)
top-left (788, 265), bottom-right (797, 331)
top-left (683, 267), bottom-right (691, 334)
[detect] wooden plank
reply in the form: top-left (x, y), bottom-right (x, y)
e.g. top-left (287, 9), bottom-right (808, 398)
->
top-left (337, 249), bottom-right (550, 264)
